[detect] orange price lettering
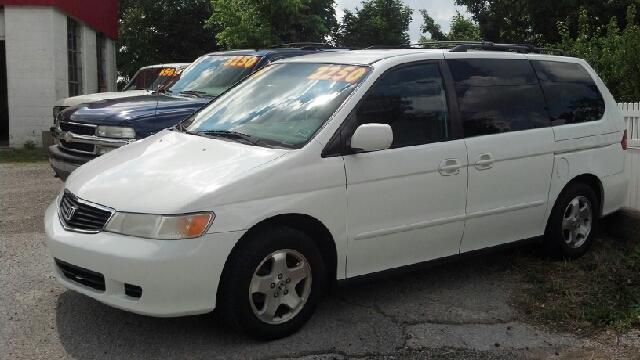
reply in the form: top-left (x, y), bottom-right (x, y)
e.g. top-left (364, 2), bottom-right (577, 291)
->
top-left (307, 66), bottom-right (330, 80)
top-left (344, 67), bottom-right (368, 83)
top-left (235, 56), bottom-right (248, 67)
top-left (332, 66), bottom-right (356, 81)
top-left (308, 66), bottom-right (369, 83)
top-left (224, 56), bottom-right (260, 68)
top-left (319, 66), bottom-right (343, 80)
top-left (243, 56), bottom-right (259, 68)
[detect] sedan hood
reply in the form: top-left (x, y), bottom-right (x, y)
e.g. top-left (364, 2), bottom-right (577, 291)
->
top-left (66, 130), bottom-right (288, 214)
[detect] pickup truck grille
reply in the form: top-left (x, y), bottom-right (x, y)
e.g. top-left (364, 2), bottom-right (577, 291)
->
top-left (60, 139), bottom-right (95, 154)
top-left (59, 122), bottom-right (96, 136)
top-left (59, 190), bottom-right (114, 233)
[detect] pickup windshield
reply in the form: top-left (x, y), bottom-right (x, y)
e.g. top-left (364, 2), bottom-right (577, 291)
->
top-left (183, 63), bottom-right (371, 149)
top-left (166, 55), bottom-right (260, 98)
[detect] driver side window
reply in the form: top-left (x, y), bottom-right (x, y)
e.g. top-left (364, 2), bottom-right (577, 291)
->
top-left (354, 63), bottom-right (451, 148)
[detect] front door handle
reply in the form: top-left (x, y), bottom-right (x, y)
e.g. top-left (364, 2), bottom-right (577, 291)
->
top-left (439, 158), bottom-right (461, 176)
top-left (474, 153), bottom-right (495, 170)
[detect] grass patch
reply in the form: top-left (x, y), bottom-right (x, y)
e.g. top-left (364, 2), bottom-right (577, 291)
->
top-left (512, 234), bottom-right (640, 334)
top-left (0, 147), bottom-right (49, 163)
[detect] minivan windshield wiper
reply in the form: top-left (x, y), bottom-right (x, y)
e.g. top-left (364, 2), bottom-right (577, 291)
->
top-left (188, 130), bottom-right (274, 148)
top-left (173, 122), bottom-right (188, 132)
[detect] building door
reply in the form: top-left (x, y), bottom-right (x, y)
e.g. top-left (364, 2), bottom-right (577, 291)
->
top-left (0, 40), bottom-right (8, 145)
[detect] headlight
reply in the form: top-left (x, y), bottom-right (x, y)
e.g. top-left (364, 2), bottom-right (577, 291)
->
top-left (104, 212), bottom-right (214, 239)
top-left (96, 126), bottom-right (136, 139)
top-left (53, 106), bottom-right (67, 123)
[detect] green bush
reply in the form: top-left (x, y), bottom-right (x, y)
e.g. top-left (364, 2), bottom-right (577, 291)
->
top-left (23, 140), bottom-right (37, 150)
top-left (558, 5), bottom-right (640, 102)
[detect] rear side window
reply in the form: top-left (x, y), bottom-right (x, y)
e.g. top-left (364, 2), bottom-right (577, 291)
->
top-left (447, 59), bottom-right (550, 138)
top-left (531, 61), bottom-right (605, 126)
top-left (355, 63), bottom-right (450, 148)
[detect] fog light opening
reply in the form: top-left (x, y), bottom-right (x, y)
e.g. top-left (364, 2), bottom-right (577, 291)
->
top-left (124, 284), bottom-right (142, 299)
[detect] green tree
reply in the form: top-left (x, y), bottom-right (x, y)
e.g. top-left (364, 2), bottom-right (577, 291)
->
top-left (559, 6), bottom-right (640, 102)
top-left (419, 10), bottom-right (481, 42)
top-left (118, 0), bottom-right (219, 79)
top-left (207, 0), bottom-right (337, 49)
top-left (334, 0), bottom-right (413, 47)
top-left (455, 0), bottom-right (640, 45)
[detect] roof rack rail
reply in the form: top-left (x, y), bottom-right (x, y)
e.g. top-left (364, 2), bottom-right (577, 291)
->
top-left (405, 41), bottom-right (569, 56)
top-left (364, 44), bottom-right (412, 49)
top-left (267, 42), bottom-right (335, 50)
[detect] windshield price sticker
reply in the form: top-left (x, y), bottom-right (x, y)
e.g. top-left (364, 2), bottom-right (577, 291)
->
top-left (159, 68), bottom-right (176, 76)
top-left (307, 66), bottom-right (370, 83)
top-left (224, 56), bottom-right (260, 68)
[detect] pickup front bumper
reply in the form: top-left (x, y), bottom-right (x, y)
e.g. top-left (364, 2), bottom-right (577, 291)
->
top-left (48, 145), bottom-right (95, 181)
top-left (49, 123), bottom-right (136, 180)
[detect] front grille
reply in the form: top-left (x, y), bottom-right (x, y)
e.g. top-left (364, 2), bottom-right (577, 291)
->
top-left (59, 190), bottom-right (114, 232)
top-left (60, 139), bottom-right (95, 154)
top-left (55, 258), bottom-right (106, 291)
top-left (60, 122), bottom-right (96, 136)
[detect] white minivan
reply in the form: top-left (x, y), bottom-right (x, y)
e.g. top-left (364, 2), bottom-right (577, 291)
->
top-left (45, 44), bottom-right (629, 340)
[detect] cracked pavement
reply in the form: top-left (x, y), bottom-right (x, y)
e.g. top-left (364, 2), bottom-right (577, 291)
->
top-left (1, 163), bottom-right (638, 359)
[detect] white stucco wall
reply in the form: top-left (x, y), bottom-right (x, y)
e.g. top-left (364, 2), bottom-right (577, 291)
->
top-left (4, 6), bottom-right (117, 147)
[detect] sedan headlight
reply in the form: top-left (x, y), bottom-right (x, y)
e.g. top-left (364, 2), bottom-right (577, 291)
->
top-left (104, 212), bottom-right (214, 239)
top-left (96, 126), bottom-right (136, 139)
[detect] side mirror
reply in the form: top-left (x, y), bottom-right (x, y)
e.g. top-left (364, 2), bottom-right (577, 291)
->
top-left (349, 124), bottom-right (393, 152)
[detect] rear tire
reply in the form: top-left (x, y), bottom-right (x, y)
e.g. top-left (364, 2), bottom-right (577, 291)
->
top-left (217, 226), bottom-right (325, 340)
top-left (544, 182), bottom-right (598, 259)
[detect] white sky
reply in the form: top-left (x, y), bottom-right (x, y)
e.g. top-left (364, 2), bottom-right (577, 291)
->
top-left (334, 0), bottom-right (471, 42)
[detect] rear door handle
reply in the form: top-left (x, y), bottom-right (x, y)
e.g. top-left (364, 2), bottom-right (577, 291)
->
top-left (439, 159), bottom-right (461, 176)
top-left (474, 153), bottom-right (495, 170)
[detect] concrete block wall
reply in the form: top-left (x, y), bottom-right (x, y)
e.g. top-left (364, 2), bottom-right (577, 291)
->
top-left (4, 6), bottom-right (117, 147)
top-left (5, 6), bottom-right (58, 147)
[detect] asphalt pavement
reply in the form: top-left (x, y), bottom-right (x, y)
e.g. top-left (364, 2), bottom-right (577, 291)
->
top-left (1, 163), bottom-right (637, 360)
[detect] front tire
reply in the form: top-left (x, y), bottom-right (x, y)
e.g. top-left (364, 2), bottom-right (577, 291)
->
top-left (544, 182), bottom-right (598, 259)
top-left (217, 226), bottom-right (325, 340)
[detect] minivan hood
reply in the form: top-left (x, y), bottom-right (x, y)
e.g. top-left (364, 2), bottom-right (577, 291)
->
top-left (66, 130), bottom-right (288, 214)
top-left (56, 90), bottom-right (151, 107)
top-left (62, 95), bottom-right (211, 126)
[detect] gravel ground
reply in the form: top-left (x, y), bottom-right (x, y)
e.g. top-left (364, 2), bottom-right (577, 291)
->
top-left (1, 163), bottom-right (638, 360)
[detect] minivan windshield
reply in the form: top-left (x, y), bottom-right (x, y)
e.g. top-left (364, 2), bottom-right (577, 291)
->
top-left (183, 63), bottom-right (371, 149)
top-left (166, 55), bottom-right (260, 98)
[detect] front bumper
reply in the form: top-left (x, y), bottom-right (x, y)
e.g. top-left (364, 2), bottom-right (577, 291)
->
top-left (54, 126), bottom-right (135, 149)
top-left (48, 145), bottom-right (95, 181)
top-left (44, 201), bottom-right (243, 316)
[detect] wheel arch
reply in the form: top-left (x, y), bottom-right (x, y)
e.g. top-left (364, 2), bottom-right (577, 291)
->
top-left (567, 174), bottom-right (603, 217)
top-left (218, 213), bottom-right (339, 294)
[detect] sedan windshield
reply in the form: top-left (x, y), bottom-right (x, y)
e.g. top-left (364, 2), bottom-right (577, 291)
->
top-left (166, 55), bottom-right (260, 98)
top-left (122, 67), bottom-right (181, 91)
top-left (183, 63), bottom-right (371, 149)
